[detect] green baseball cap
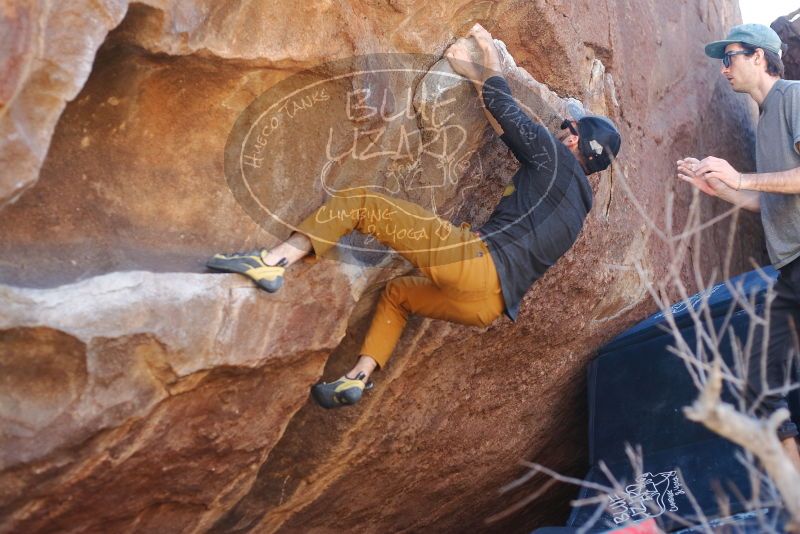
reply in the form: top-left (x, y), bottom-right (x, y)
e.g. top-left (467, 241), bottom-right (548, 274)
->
top-left (705, 23), bottom-right (783, 59)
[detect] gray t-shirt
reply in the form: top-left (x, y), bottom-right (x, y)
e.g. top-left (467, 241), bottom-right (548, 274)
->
top-left (757, 79), bottom-right (800, 268)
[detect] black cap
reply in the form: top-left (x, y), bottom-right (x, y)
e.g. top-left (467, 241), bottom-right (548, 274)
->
top-left (576, 115), bottom-right (621, 173)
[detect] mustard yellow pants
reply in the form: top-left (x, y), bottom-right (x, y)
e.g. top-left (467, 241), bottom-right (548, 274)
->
top-left (297, 187), bottom-right (505, 368)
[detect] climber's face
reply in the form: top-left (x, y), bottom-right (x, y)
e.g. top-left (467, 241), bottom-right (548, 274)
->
top-left (558, 120), bottom-right (581, 157)
top-left (557, 120), bottom-right (579, 145)
top-left (558, 120), bottom-right (585, 169)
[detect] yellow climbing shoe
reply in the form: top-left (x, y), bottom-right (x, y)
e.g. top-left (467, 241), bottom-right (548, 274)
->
top-left (206, 249), bottom-right (287, 293)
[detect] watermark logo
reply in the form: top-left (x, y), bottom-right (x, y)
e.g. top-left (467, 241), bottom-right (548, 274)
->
top-left (606, 471), bottom-right (687, 526)
top-left (223, 53), bottom-right (561, 265)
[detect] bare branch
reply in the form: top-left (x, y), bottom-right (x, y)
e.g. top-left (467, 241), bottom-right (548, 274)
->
top-left (684, 358), bottom-right (800, 520)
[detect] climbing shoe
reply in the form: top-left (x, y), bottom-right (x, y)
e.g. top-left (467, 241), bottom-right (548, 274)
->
top-left (311, 372), bottom-right (374, 409)
top-left (206, 249), bottom-right (288, 293)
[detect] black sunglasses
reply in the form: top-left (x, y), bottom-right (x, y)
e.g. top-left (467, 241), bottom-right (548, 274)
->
top-left (560, 119), bottom-right (579, 136)
top-left (722, 49), bottom-right (754, 68)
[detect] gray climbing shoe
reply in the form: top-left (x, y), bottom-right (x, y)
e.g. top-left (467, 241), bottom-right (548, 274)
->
top-left (311, 372), bottom-right (374, 409)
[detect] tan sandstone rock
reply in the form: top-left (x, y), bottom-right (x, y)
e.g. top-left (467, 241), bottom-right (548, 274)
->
top-left (0, 0), bottom-right (766, 532)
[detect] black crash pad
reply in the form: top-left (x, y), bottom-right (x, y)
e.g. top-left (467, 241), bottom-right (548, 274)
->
top-left (535, 267), bottom-right (796, 532)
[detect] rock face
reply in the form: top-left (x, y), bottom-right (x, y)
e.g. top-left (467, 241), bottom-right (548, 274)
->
top-left (0, 1), bottom-right (130, 207)
top-left (0, 1), bottom-right (765, 533)
top-left (0, 264), bottom-right (373, 532)
top-left (772, 13), bottom-right (800, 80)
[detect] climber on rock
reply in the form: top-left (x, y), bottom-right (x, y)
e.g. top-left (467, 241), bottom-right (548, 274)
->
top-left (208, 23), bottom-right (621, 409)
top-left (676, 23), bottom-right (800, 468)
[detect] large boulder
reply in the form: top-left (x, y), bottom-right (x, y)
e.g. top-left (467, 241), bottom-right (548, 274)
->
top-left (0, 1), bottom-right (765, 532)
top-left (772, 11), bottom-right (800, 80)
